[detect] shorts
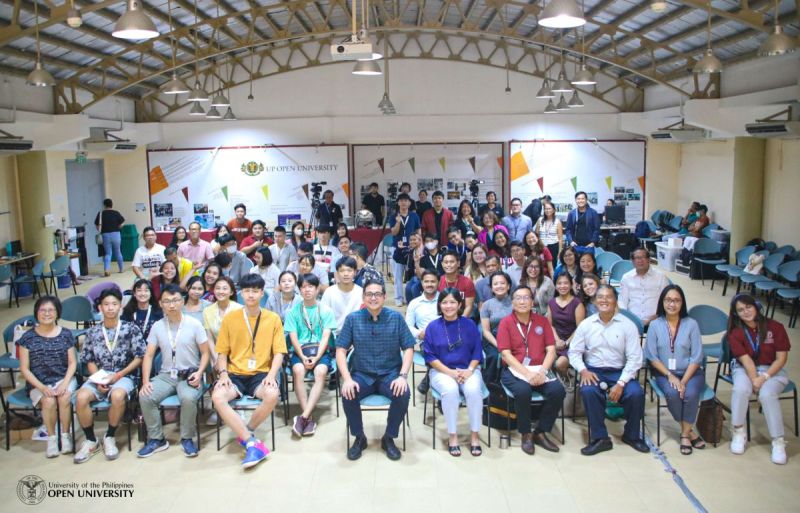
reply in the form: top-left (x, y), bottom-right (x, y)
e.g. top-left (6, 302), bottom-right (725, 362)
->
top-left (228, 372), bottom-right (282, 398)
top-left (80, 376), bottom-right (136, 401)
top-left (29, 378), bottom-right (78, 407)
top-left (289, 351), bottom-right (333, 369)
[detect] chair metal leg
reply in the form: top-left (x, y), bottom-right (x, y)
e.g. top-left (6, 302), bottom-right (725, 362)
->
top-left (746, 408), bottom-right (751, 441)
top-left (794, 390), bottom-right (798, 437)
top-left (432, 397), bottom-right (436, 449)
top-left (271, 410), bottom-right (275, 450)
top-left (402, 413), bottom-right (406, 451)
top-left (656, 395), bottom-right (661, 446)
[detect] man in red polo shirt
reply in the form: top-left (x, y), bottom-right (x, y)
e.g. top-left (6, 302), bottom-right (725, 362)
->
top-left (437, 250), bottom-right (475, 316)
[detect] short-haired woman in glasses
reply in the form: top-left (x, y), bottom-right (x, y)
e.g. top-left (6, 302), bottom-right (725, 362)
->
top-left (423, 287), bottom-right (485, 457)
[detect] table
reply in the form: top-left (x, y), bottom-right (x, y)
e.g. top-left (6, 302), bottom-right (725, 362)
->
top-left (600, 224), bottom-right (634, 233)
top-left (349, 228), bottom-right (390, 255)
top-left (155, 230), bottom-right (215, 247)
top-left (0, 252), bottom-right (39, 273)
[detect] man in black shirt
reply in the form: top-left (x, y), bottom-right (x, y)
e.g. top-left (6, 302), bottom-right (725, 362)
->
top-left (416, 190), bottom-right (432, 218)
top-left (361, 183), bottom-right (386, 226)
top-left (418, 233), bottom-right (444, 276)
top-left (315, 190), bottom-right (343, 231)
top-left (478, 191), bottom-right (504, 220)
top-left (524, 195), bottom-right (549, 227)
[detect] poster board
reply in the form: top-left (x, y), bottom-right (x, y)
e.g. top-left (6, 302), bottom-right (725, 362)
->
top-left (509, 140), bottom-right (646, 224)
top-left (147, 145), bottom-right (350, 229)
top-left (351, 143), bottom-right (505, 214)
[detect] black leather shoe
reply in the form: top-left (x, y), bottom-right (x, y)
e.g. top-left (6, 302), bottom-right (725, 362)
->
top-left (521, 433), bottom-right (535, 455)
top-left (533, 432), bottom-right (560, 453)
top-left (381, 435), bottom-right (402, 461)
top-left (581, 437), bottom-right (613, 456)
top-left (347, 435), bottom-right (368, 461)
top-left (622, 436), bottom-right (650, 453)
top-left (416, 376), bottom-right (429, 395)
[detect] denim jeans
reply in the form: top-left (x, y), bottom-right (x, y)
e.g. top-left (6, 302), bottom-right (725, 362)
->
top-left (102, 231), bottom-right (123, 272)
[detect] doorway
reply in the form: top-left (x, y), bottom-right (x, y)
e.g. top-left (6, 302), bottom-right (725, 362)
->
top-left (66, 159), bottom-right (105, 268)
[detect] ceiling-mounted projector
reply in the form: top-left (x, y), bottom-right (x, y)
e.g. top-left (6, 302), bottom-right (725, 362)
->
top-left (650, 128), bottom-right (707, 142)
top-left (330, 32), bottom-right (374, 61)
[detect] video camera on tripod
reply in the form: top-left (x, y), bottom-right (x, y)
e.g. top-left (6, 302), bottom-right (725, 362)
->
top-left (310, 181), bottom-right (327, 209)
top-left (469, 179), bottom-right (485, 212)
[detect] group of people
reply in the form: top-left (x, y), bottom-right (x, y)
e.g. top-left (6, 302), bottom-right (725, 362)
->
top-left (17, 193), bottom-right (791, 469)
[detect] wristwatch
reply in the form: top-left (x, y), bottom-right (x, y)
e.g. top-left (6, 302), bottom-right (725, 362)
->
top-left (399, 372), bottom-right (408, 379)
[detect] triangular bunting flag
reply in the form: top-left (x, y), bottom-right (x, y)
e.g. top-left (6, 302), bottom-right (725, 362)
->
top-left (261, 185), bottom-right (269, 200)
top-left (605, 176), bottom-right (613, 191)
top-left (221, 186), bottom-right (229, 201)
top-left (638, 176), bottom-right (646, 194)
top-left (468, 156), bottom-right (476, 173)
top-left (510, 152), bottom-right (530, 181)
top-left (496, 157), bottom-right (503, 171)
top-left (302, 184), bottom-right (309, 198)
top-left (341, 183), bottom-right (350, 198)
top-left (149, 166), bottom-right (168, 195)
top-left (570, 177), bottom-right (578, 192)
top-left (438, 157), bottom-right (446, 172)
top-left (537, 177), bottom-right (544, 193)
top-left (378, 158), bottom-right (385, 173)
top-left (408, 157), bottom-right (416, 173)
top-left (181, 187), bottom-right (189, 202)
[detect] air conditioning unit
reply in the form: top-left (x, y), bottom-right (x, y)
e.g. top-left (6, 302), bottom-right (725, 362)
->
top-left (83, 127), bottom-right (137, 152)
top-left (650, 128), bottom-right (707, 142)
top-left (745, 121), bottom-right (800, 138)
top-left (0, 138), bottom-right (33, 154)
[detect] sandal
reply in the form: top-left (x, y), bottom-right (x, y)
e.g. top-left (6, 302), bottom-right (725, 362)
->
top-left (470, 444), bottom-right (482, 457)
top-left (680, 436), bottom-right (693, 455)
top-left (689, 434), bottom-right (706, 450)
top-left (448, 445), bottom-right (462, 457)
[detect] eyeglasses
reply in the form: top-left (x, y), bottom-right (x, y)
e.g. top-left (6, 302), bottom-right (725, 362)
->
top-left (364, 292), bottom-right (385, 299)
top-left (663, 298), bottom-right (682, 305)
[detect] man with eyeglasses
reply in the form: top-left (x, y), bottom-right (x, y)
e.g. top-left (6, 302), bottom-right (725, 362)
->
top-left (569, 285), bottom-right (645, 456)
top-left (618, 247), bottom-right (669, 328)
top-left (336, 280), bottom-right (415, 461)
top-left (132, 226), bottom-right (165, 280)
top-left (502, 197), bottom-right (533, 243)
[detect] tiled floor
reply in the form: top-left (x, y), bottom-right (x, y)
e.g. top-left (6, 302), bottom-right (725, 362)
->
top-left (1, 262), bottom-right (798, 512)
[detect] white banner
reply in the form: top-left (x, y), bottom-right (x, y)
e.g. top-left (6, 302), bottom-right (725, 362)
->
top-left (352, 143), bottom-right (504, 214)
top-left (147, 145), bottom-right (350, 229)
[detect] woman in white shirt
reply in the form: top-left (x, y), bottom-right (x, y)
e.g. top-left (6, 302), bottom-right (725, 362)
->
top-left (250, 247), bottom-right (281, 292)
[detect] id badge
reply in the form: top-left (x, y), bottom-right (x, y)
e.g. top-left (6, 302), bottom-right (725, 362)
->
top-left (247, 358), bottom-right (257, 370)
top-left (170, 368), bottom-right (178, 380)
top-left (402, 236), bottom-right (408, 245)
top-left (668, 358), bottom-right (677, 371)
top-left (522, 356), bottom-right (531, 366)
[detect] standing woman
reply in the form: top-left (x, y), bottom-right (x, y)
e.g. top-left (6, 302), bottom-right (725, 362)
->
top-left (250, 247), bottom-right (282, 292)
top-left (523, 231), bottom-right (555, 277)
top-left (266, 271), bottom-right (303, 323)
top-left (423, 288), bottom-right (485, 456)
top-left (727, 293), bottom-right (792, 464)
top-left (518, 257), bottom-right (556, 316)
top-left (201, 262), bottom-right (224, 302)
top-left (95, 198), bottom-right (125, 277)
top-left (183, 276), bottom-right (210, 323)
top-left (454, 200), bottom-right (481, 238)
top-left (479, 271), bottom-right (514, 385)
top-left (477, 211), bottom-right (509, 254)
top-left (290, 221), bottom-right (308, 248)
top-left (645, 285), bottom-right (705, 455)
top-left (152, 259), bottom-right (181, 300)
top-left (553, 246), bottom-right (579, 280)
top-left (547, 272), bottom-right (585, 379)
top-left (536, 202), bottom-right (563, 263)
top-left (18, 296), bottom-right (78, 458)
top-left (121, 279), bottom-right (163, 340)
top-left (464, 244), bottom-right (489, 283)
top-left (170, 226), bottom-right (188, 249)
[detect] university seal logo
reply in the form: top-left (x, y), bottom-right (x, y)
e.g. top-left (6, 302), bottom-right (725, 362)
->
top-left (17, 475), bottom-right (47, 505)
top-left (241, 161), bottom-right (265, 176)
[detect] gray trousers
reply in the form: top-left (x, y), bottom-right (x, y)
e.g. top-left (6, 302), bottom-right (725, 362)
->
top-left (731, 365), bottom-right (790, 439)
top-left (139, 373), bottom-right (203, 441)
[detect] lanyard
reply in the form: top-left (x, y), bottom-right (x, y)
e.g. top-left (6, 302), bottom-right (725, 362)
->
top-left (165, 316), bottom-right (184, 362)
top-left (453, 243), bottom-right (466, 259)
top-left (428, 253), bottom-right (440, 269)
top-left (135, 306), bottom-right (152, 332)
top-left (302, 305), bottom-right (321, 342)
top-left (102, 321), bottom-right (121, 355)
top-left (510, 216), bottom-right (522, 238)
top-left (243, 308), bottom-right (262, 355)
top-left (515, 317), bottom-right (532, 356)
top-left (274, 245), bottom-right (284, 262)
top-left (667, 319), bottom-right (681, 354)
top-left (743, 327), bottom-right (760, 360)
top-left (398, 214), bottom-right (409, 230)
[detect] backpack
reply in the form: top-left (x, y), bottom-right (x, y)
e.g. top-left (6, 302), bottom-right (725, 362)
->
top-left (634, 221), bottom-right (651, 239)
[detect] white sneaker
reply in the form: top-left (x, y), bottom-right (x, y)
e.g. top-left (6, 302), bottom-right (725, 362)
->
top-left (206, 412), bottom-right (219, 426)
top-left (46, 435), bottom-right (60, 458)
top-left (73, 439), bottom-right (100, 464)
top-left (103, 436), bottom-right (119, 460)
top-left (60, 433), bottom-right (73, 454)
top-left (771, 437), bottom-right (787, 465)
top-left (32, 424), bottom-right (49, 441)
top-left (730, 426), bottom-right (747, 455)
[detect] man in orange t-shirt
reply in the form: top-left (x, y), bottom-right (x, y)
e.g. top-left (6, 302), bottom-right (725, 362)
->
top-left (227, 203), bottom-right (253, 246)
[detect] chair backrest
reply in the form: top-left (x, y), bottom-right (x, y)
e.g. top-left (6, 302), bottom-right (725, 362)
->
top-left (382, 234), bottom-right (393, 247)
top-left (0, 264), bottom-right (12, 282)
top-left (60, 296), bottom-right (95, 324)
top-left (762, 253), bottom-right (785, 275)
top-left (764, 241), bottom-right (777, 252)
top-left (734, 246), bottom-right (756, 266)
top-left (701, 223), bottom-right (720, 238)
top-left (31, 260), bottom-right (46, 275)
top-left (618, 308), bottom-right (644, 337)
top-left (667, 216), bottom-right (683, 231)
top-left (650, 210), bottom-right (661, 225)
top-left (693, 238), bottom-right (722, 256)
top-left (646, 220), bottom-right (658, 232)
top-left (49, 255), bottom-right (70, 273)
top-left (594, 247), bottom-right (604, 256)
top-left (596, 252), bottom-right (622, 274)
top-left (609, 260), bottom-right (634, 282)
top-left (720, 334), bottom-right (732, 367)
top-left (687, 304), bottom-right (728, 336)
top-left (86, 282), bottom-right (122, 306)
top-left (774, 244), bottom-right (796, 256)
top-left (3, 315), bottom-right (36, 343)
top-left (777, 261), bottom-right (800, 283)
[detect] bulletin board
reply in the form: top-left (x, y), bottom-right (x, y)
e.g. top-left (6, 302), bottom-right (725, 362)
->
top-left (351, 142), bottom-right (505, 214)
top-left (146, 145), bottom-right (350, 229)
top-left (509, 140), bottom-right (646, 224)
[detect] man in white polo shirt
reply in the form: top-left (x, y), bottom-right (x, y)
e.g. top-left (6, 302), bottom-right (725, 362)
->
top-left (618, 246), bottom-right (669, 328)
top-left (132, 226), bottom-right (165, 280)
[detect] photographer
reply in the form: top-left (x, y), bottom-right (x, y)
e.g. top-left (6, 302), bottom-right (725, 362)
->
top-left (362, 182), bottom-right (386, 226)
top-left (315, 189), bottom-right (343, 231)
top-left (137, 284), bottom-right (210, 458)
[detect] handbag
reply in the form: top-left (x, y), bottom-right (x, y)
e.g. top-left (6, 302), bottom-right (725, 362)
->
top-left (95, 211), bottom-right (103, 245)
top-left (695, 398), bottom-right (725, 445)
top-left (301, 344), bottom-right (320, 358)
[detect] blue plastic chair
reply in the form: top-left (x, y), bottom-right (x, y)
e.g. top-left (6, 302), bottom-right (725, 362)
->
top-left (649, 375), bottom-right (715, 446)
top-left (687, 305), bottom-right (728, 361)
top-left (596, 252), bottom-right (622, 275)
top-left (692, 239), bottom-right (726, 287)
top-left (41, 256), bottom-right (76, 298)
top-left (426, 373), bottom-right (491, 449)
top-left (774, 245), bottom-right (796, 257)
top-left (60, 296), bottom-right (95, 340)
top-left (9, 260), bottom-right (46, 304)
top-left (609, 260), bottom-right (634, 287)
top-left (0, 264), bottom-right (18, 307)
top-left (0, 315), bottom-right (35, 392)
top-left (715, 246), bottom-right (756, 295)
top-left (738, 253), bottom-right (784, 291)
top-left (345, 394), bottom-right (407, 452)
top-left (666, 216), bottom-right (683, 232)
top-left (701, 223), bottom-right (720, 238)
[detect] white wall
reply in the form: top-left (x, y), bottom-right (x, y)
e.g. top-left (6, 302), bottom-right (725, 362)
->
top-left (677, 139), bottom-right (735, 229)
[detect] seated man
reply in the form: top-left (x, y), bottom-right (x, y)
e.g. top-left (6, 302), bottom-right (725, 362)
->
top-left (138, 284), bottom-right (210, 458)
top-left (211, 273), bottom-right (287, 468)
top-left (405, 269), bottom-right (441, 394)
top-left (216, 233), bottom-right (252, 285)
top-left (504, 241), bottom-right (527, 286)
top-left (337, 280), bottom-right (415, 461)
top-left (178, 221), bottom-right (215, 269)
top-left (618, 247), bottom-right (669, 328)
top-left (446, 226), bottom-right (468, 269)
top-left (320, 257), bottom-right (364, 334)
top-left (284, 273), bottom-right (338, 437)
top-left (74, 288), bottom-right (146, 464)
top-left (568, 285), bottom-right (646, 455)
top-left (269, 226), bottom-right (297, 272)
top-left (352, 242), bottom-right (384, 288)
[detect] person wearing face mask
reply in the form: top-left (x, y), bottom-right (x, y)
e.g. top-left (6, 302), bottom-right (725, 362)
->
top-left (240, 220), bottom-right (272, 262)
top-left (268, 226), bottom-right (297, 272)
top-left (216, 234), bottom-right (251, 285)
top-left (290, 221), bottom-right (308, 248)
top-left (315, 190), bottom-right (343, 231)
top-left (419, 233), bottom-right (444, 276)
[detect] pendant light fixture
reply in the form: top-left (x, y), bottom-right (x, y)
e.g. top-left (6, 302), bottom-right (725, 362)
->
top-left (551, 50), bottom-right (573, 93)
top-left (205, 106), bottom-right (221, 119)
top-left (247, 49), bottom-right (255, 101)
top-left (186, 0), bottom-right (208, 102)
top-left (539, 0), bottom-right (586, 29)
top-left (556, 94), bottom-right (570, 110)
top-left (378, 38), bottom-right (396, 114)
top-left (161, 0), bottom-right (189, 94)
top-left (758, 0), bottom-right (796, 56)
top-left (26, 0), bottom-right (55, 87)
top-left (66, 0), bottom-right (83, 28)
top-left (536, 49), bottom-right (555, 98)
top-left (568, 90), bottom-right (584, 107)
top-left (357, 0), bottom-right (383, 61)
top-left (544, 99), bottom-right (558, 113)
top-left (223, 107), bottom-right (237, 120)
top-left (209, 4), bottom-right (230, 107)
top-left (693, 2), bottom-right (722, 74)
top-left (113, 0), bottom-right (159, 40)
top-left (189, 102), bottom-right (205, 116)
top-left (353, 59), bottom-right (382, 75)
top-left (505, 64), bottom-right (511, 93)
top-left (571, 15), bottom-right (596, 86)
